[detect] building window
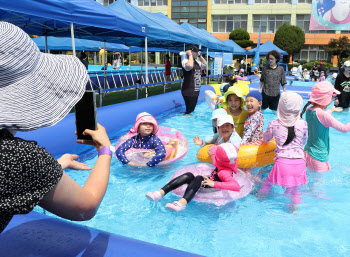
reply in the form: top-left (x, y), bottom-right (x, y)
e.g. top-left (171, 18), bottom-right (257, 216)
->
top-left (172, 0), bottom-right (207, 29)
top-left (294, 45), bottom-right (329, 62)
top-left (255, 0), bottom-right (291, 3)
top-left (253, 15), bottom-right (291, 33)
top-left (212, 15), bottom-right (248, 33)
top-left (296, 14), bottom-right (335, 34)
top-left (297, 0), bottom-right (312, 3)
top-left (214, 0), bottom-right (248, 4)
top-left (138, 0), bottom-right (167, 6)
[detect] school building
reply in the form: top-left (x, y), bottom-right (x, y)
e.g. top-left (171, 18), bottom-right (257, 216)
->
top-left (96, 0), bottom-right (348, 64)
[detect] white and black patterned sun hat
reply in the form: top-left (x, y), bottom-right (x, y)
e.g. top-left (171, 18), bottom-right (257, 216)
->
top-left (0, 22), bottom-right (89, 131)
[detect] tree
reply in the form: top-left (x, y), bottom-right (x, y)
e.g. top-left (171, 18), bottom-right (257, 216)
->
top-left (273, 23), bottom-right (305, 58)
top-left (229, 28), bottom-right (253, 48)
top-left (324, 36), bottom-right (350, 67)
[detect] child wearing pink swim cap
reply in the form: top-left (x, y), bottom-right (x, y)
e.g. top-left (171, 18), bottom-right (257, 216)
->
top-left (115, 112), bottom-right (166, 167)
top-left (259, 92), bottom-right (308, 212)
top-left (145, 143), bottom-right (241, 211)
top-left (301, 81), bottom-right (350, 172)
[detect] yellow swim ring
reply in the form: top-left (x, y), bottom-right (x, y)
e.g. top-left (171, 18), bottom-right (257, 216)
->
top-left (196, 139), bottom-right (276, 168)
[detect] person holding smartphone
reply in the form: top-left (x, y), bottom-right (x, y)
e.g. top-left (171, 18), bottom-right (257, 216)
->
top-left (181, 45), bottom-right (207, 115)
top-left (0, 22), bottom-right (113, 234)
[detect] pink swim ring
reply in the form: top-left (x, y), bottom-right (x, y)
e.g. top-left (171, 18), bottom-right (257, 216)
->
top-left (114, 126), bottom-right (189, 166)
top-left (170, 163), bottom-right (253, 206)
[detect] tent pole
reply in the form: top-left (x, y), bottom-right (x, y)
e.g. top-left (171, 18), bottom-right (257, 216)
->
top-left (245, 54), bottom-right (247, 75)
top-left (145, 37), bottom-right (148, 84)
top-left (141, 48), bottom-right (143, 84)
top-left (207, 48), bottom-right (209, 84)
top-left (44, 34), bottom-right (48, 53)
top-left (101, 40), bottom-right (107, 107)
top-left (129, 51), bottom-right (131, 67)
top-left (70, 23), bottom-right (76, 57)
top-left (184, 43), bottom-right (185, 52)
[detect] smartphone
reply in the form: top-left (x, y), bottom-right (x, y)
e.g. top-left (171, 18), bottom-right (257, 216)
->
top-left (75, 91), bottom-right (97, 141)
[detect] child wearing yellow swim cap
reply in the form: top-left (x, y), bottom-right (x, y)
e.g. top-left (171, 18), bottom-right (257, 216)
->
top-left (223, 86), bottom-right (249, 138)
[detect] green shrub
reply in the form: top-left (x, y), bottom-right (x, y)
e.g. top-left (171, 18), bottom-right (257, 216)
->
top-left (273, 23), bottom-right (305, 56)
top-left (302, 60), bottom-right (332, 70)
top-left (229, 29), bottom-right (253, 48)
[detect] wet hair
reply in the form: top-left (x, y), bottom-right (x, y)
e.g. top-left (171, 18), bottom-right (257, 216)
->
top-left (266, 50), bottom-right (281, 63)
top-left (300, 102), bottom-right (312, 118)
top-left (283, 127), bottom-right (296, 146)
top-left (226, 75), bottom-right (237, 86)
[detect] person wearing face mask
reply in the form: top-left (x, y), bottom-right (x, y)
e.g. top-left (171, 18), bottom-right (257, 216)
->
top-left (258, 50), bottom-right (287, 114)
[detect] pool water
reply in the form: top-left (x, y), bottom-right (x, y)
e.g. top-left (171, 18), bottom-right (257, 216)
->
top-left (36, 100), bottom-right (350, 257)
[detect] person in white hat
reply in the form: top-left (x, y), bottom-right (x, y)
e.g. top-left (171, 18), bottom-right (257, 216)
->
top-left (0, 22), bottom-right (112, 234)
top-left (334, 60), bottom-right (350, 111)
top-left (258, 92), bottom-right (307, 212)
top-left (193, 114), bottom-right (241, 149)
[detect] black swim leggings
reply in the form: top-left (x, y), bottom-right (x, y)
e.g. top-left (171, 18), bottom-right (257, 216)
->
top-left (183, 96), bottom-right (198, 114)
top-left (161, 172), bottom-right (204, 203)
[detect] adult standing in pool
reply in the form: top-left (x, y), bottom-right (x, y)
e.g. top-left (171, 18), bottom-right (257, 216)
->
top-left (334, 61), bottom-right (350, 111)
top-left (0, 22), bottom-right (113, 234)
top-left (181, 45), bottom-right (207, 114)
top-left (258, 50), bottom-right (287, 113)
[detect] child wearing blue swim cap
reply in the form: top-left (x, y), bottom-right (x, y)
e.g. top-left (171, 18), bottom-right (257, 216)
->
top-left (241, 91), bottom-right (264, 144)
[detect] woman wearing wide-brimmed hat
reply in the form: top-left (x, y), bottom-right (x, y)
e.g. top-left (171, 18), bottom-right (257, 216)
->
top-left (0, 22), bottom-right (113, 234)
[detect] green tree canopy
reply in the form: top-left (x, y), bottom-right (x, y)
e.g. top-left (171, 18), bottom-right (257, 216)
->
top-left (324, 36), bottom-right (350, 67)
top-left (229, 28), bottom-right (253, 49)
top-left (273, 23), bottom-right (305, 57)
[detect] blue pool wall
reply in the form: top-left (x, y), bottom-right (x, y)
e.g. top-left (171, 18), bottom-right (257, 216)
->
top-left (17, 85), bottom-right (215, 157)
top-left (0, 211), bottom-right (202, 257)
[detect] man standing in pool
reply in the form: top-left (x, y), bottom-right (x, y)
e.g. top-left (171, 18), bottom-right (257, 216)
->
top-left (258, 50), bottom-right (287, 114)
top-left (181, 45), bottom-right (207, 115)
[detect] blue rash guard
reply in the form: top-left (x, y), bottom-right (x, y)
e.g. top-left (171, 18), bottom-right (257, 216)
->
top-left (116, 134), bottom-right (166, 167)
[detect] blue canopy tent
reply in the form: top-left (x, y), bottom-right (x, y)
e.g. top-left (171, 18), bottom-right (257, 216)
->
top-left (181, 22), bottom-right (233, 78)
top-left (108, 0), bottom-right (201, 82)
top-left (247, 40), bottom-right (288, 56)
top-left (32, 36), bottom-right (130, 52)
top-left (222, 40), bottom-right (249, 56)
top-left (108, 0), bottom-right (200, 49)
top-left (0, 0), bottom-right (147, 105)
top-left (0, 0), bottom-right (147, 55)
top-left (180, 23), bottom-right (232, 52)
top-left (129, 46), bottom-right (180, 53)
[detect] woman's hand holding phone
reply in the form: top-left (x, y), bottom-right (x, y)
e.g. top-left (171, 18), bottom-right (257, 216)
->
top-left (76, 123), bottom-right (111, 151)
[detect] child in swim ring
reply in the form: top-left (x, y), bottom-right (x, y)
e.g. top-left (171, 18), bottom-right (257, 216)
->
top-left (145, 143), bottom-right (240, 211)
top-left (193, 114), bottom-right (242, 149)
top-left (301, 81), bottom-right (350, 172)
top-left (115, 112), bottom-right (166, 167)
top-left (223, 86), bottom-right (249, 138)
top-left (241, 91), bottom-right (264, 144)
top-left (258, 92), bottom-right (308, 212)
